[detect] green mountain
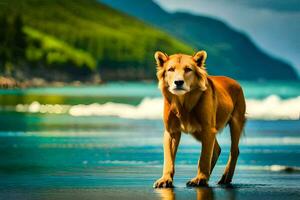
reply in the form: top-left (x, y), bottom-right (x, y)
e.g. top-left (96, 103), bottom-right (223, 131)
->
top-left (100, 0), bottom-right (298, 80)
top-left (0, 0), bottom-right (193, 82)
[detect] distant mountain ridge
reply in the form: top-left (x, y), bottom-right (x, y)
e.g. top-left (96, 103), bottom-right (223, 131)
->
top-left (100, 0), bottom-right (298, 80)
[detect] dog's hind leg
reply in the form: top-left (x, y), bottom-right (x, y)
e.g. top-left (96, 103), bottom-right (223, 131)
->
top-left (210, 139), bottom-right (221, 174)
top-left (218, 112), bottom-right (245, 185)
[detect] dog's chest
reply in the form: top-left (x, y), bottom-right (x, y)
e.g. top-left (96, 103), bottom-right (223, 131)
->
top-left (180, 121), bottom-right (196, 133)
top-left (179, 119), bottom-right (200, 133)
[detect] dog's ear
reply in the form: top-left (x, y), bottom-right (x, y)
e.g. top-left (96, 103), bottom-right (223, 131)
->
top-left (154, 51), bottom-right (168, 68)
top-left (193, 50), bottom-right (207, 68)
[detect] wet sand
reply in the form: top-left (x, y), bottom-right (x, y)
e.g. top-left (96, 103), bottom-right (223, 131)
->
top-left (0, 115), bottom-right (299, 200)
top-left (1, 166), bottom-right (299, 200)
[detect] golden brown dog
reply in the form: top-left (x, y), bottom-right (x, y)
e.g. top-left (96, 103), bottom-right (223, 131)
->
top-left (153, 51), bottom-right (246, 188)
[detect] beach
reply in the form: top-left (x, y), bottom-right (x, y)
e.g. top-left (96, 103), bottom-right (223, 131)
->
top-left (0, 118), bottom-right (299, 200)
top-left (0, 82), bottom-right (299, 199)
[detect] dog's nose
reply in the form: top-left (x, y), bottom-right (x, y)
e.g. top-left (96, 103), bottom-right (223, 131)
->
top-left (174, 80), bottom-right (184, 87)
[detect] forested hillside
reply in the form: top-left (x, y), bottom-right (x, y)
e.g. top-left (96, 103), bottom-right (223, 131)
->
top-left (0, 0), bottom-right (297, 85)
top-left (0, 0), bottom-right (192, 83)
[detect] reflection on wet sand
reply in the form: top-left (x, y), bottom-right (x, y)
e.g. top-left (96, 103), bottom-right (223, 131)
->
top-left (155, 188), bottom-right (175, 200)
top-left (155, 187), bottom-right (215, 200)
top-left (196, 187), bottom-right (214, 200)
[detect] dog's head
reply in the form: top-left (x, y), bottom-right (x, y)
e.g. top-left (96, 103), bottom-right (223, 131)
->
top-left (155, 51), bottom-right (208, 96)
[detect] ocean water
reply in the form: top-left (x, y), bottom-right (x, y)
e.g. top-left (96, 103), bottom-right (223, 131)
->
top-left (0, 81), bottom-right (299, 199)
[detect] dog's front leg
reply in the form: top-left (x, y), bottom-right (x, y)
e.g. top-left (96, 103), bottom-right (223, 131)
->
top-left (187, 130), bottom-right (215, 187)
top-left (153, 130), bottom-right (181, 188)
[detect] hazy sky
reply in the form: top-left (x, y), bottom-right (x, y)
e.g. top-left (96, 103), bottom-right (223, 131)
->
top-left (154, 0), bottom-right (300, 75)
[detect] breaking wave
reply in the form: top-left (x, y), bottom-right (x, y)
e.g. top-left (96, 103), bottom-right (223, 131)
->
top-left (246, 95), bottom-right (300, 120)
top-left (69, 97), bottom-right (163, 119)
top-left (15, 95), bottom-right (300, 120)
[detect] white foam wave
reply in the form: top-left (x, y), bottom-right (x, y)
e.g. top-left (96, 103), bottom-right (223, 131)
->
top-left (69, 97), bottom-right (163, 119)
top-left (16, 102), bottom-right (70, 114)
top-left (246, 95), bottom-right (300, 120)
top-left (69, 95), bottom-right (300, 120)
top-left (15, 95), bottom-right (300, 120)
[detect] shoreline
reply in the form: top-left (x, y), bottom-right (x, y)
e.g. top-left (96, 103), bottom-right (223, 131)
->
top-left (0, 76), bottom-right (156, 89)
top-left (0, 76), bottom-right (103, 89)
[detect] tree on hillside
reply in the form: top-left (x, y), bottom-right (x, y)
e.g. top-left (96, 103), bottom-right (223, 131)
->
top-left (0, 14), bottom-right (8, 72)
top-left (13, 15), bottom-right (27, 60)
top-left (0, 14), bottom-right (27, 75)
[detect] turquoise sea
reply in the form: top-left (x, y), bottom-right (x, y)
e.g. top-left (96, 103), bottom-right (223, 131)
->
top-left (0, 81), bottom-right (299, 199)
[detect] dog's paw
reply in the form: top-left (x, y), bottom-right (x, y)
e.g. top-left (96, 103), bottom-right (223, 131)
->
top-left (218, 174), bottom-right (232, 185)
top-left (186, 177), bottom-right (209, 187)
top-left (153, 176), bottom-right (174, 188)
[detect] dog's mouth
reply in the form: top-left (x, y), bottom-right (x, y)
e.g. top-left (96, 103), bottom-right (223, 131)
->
top-left (169, 86), bottom-right (188, 95)
top-left (174, 87), bottom-right (185, 91)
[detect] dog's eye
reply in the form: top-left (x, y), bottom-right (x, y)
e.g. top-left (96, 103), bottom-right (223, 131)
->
top-left (184, 67), bottom-right (193, 73)
top-left (168, 68), bottom-right (175, 72)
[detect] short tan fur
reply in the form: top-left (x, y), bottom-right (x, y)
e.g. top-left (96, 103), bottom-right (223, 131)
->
top-left (153, 51), bottom-right (246, 188)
